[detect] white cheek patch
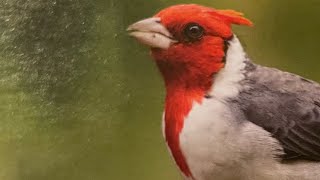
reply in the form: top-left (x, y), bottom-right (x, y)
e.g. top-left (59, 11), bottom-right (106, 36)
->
top-left (129, 31), bottom-right (177, 49)
top-left (210, 36), bottom-right (247, 99)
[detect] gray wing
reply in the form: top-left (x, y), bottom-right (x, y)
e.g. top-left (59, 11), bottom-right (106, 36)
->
top-left (238, 62), bottom-right (320, 161)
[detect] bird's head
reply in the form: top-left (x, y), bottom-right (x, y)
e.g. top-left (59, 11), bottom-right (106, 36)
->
top-left (128, 4), bottom-right (252, 94)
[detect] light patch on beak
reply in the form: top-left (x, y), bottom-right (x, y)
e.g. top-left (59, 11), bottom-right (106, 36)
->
top-left (127, 17), bottom-right (177, 49)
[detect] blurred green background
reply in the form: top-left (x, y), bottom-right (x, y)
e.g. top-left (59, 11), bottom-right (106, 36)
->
top-left (0, 0), bottom-right (319, 180)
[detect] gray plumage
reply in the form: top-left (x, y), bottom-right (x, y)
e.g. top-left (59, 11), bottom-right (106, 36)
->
top-left (233, 60), bottom-right (320, 161)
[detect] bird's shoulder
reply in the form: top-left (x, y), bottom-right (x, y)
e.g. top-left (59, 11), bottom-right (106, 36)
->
top-left (233, 62), bottom-right (320, 161)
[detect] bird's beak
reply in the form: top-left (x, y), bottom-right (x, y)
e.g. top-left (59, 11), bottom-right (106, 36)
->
top-left (127, 17), bottom-right (177, 49)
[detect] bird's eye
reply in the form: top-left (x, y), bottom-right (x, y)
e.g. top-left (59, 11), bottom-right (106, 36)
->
top-left (183, 23), bottom-right (204, 41)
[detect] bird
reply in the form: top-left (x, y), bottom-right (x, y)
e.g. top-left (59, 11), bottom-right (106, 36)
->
top-left (127, 4), bottom-right (320, 180)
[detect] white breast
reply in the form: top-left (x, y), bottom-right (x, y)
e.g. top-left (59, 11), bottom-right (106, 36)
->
top-left (179, 97), bottom-right (243, 180)
top-left (179, 100), bottom-right (284, 180)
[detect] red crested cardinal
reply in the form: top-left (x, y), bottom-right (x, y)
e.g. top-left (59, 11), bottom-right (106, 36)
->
top-left (127, 4), bottom-right (320, 180)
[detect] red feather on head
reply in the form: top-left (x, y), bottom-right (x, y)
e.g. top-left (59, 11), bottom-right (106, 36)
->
top-left (155, 4), bottom-right (252, 40)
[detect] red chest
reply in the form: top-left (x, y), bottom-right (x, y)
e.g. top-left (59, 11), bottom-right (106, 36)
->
top-left (164, 91), bottom-right (204, 178)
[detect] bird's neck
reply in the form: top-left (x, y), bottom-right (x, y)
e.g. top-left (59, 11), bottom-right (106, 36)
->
top-left (159, 36), bottom-right (248, 178)
top-left (156, 52), bottom-right (219, 179)
top-left (162, 81), bottom-right (207, 179)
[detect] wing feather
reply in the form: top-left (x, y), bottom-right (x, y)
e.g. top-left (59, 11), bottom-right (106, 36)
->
top-left (238, 63), bottom-right (320, 161)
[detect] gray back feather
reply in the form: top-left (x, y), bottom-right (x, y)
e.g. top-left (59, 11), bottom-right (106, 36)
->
top-left (234, 61), bottom-right (320, 161)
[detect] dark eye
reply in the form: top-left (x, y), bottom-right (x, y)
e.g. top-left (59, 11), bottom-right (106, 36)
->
top-left (183, 23), bottom-right (204, 41)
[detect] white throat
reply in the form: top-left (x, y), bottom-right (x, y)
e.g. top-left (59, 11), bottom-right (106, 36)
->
top-left (209, 35), bottom-right (248, 99)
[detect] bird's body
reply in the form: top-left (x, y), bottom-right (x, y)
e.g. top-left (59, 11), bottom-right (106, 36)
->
top-left (175, 36), bottom-right (320, 180)
top-left (128, 4), bottom-right (320, 180)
